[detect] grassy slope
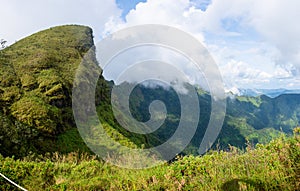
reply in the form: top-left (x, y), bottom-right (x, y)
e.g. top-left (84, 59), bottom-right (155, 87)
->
top-left (0, 25), bottom-right (96, 156)
top-left (0, 25), bottom-right (149, 158)
top-left (0, 131), bottom-right (299, 191)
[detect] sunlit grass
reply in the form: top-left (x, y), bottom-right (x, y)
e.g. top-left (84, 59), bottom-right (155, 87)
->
top-left (0, 131), bottom-right (299, 190)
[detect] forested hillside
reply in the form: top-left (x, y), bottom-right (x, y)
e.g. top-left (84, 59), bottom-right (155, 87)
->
top-left (125, 83), bottom-right (300, 154)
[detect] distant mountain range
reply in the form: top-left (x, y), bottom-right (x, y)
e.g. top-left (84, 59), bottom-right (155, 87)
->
top-left (125, 83), bottom-right (300, 155)
top-left (226, 88), bottom-right (300, 98)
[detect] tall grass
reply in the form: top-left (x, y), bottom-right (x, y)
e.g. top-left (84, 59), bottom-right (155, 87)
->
top-left (0, 131), bottom-right (299, 191)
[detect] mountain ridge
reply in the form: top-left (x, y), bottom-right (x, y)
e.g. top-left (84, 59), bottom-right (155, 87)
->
top-left (226, 87), bottom-right (300, 98)
top-left (0, 25), bottom-right (99, 156)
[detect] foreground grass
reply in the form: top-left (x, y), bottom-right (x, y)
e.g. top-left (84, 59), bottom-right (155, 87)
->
top-left (0, 132), bottom-right (299, 191)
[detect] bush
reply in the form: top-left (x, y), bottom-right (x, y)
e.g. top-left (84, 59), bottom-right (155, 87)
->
top-left (10, 95), bottom-right (61, 134)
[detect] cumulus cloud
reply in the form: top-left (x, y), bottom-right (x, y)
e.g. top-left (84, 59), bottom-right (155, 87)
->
top-left (206, 0), bottom-right (300, 73)
top-left (103, 0), bottom-right (206, 42)
top-left (3, 0), bottom-right (299, 90)
top-left (220, 60), bottom-right (272, 87)
top-left (1, 0), bottom-right (122, 44)
top-left (245, 1), bottom-right (300, 74)
top-left (102, 0), bottom-right (300, 89)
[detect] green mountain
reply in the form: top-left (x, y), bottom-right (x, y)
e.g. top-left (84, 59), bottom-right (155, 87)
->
top-left (0, 25), bottom-right (96, 156)
top-left (0, 25), bottom-right (164, 158)
top-left (224, 94), bottom-right (300, 144)
top-left (0, 25), bottom-right (299, 159)
top-left (127, 84), bottom-right (300, 153)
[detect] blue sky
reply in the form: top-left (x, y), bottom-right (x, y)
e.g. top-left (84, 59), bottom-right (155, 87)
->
top-left (116, 0), bottom-right (211, 18)
top-left (116, 0), bottom-right (147, 19)
top-left (1, 0), bottom-right (300, 92)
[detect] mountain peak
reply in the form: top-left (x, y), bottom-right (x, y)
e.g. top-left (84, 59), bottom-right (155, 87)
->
top-left (0, 25), bottom-right (97, 156)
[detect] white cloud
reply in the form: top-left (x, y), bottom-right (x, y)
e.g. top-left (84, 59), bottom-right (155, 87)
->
top-left (220, 60), bottom-right (272, 87)
top-left (3, 0), bottom-right (300, 89)
top-left (196, 0), bottom-right (300, 74)
top-left (1, 0), bottom-right (122, 44)
top-left (247, 1), bottom-right (300, 72)
top-left (274, 66), bottom-right (293, 79)
top-left (103, 0), bottom-right (205, 42)
top-left (102, 0), bottom-right (300, 89)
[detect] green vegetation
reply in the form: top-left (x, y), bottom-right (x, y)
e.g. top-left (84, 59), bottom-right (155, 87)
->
top-left (124, 84), bottom-right (300, 153)
top-left (1, 25), bottom-right (300, 190)
top-left (0, 25), bottom-right (97, 157)
top-left (236, 96), bottom-right (262, 107)
top-left (1, 24), bottom-right (300, 158)
top-left (0, 131), bottom-right (299, 190)
top-left (226, 117), bottom-right (280, 145)
top-left (0, 25), bottom-right (157, 158)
